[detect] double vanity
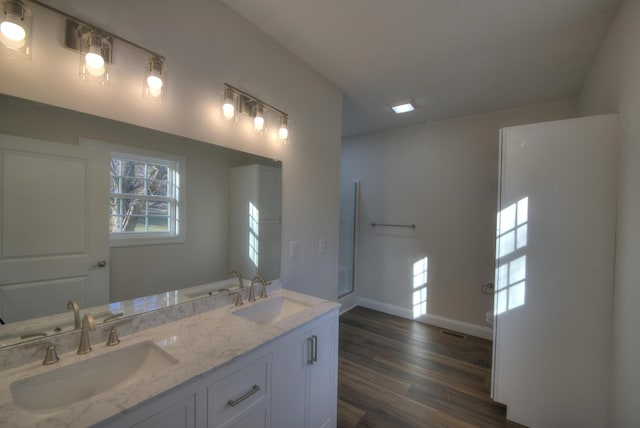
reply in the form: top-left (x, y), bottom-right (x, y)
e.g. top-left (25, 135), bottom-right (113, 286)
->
top-left (0, 285), bottom-right (340, 427)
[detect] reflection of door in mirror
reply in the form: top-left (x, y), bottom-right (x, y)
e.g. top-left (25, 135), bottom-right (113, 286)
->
top-left (229, 165), bottom-right (282, 281)
top-left (0, 134), bottom-right (109, 323)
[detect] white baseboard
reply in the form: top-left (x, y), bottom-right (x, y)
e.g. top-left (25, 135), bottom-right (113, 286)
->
top-left (355, 297), bottom-right (493, 340)
top-left (339, 301), bottom-right (358, 315)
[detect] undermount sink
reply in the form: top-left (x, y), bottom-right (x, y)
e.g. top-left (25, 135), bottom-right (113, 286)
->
top-left (233, 297), bottom-right (310, 325)
top-left (11, 341), bottom-right (178, 412)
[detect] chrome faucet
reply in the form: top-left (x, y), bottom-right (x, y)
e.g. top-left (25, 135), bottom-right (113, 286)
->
top-left (229, 271), bottom-right (244, 289)
top-left (77, 314), bottom-right (95, 354)
top-left (248, 276), bottom-right (265, 302)
top-left (67, 300), bottom-right (81, 329)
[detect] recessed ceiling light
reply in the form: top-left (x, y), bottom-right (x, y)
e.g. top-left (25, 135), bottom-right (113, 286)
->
top-left (391, 102), bottom-right (415, 114)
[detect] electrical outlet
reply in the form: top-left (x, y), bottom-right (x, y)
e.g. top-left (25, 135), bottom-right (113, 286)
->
top-left (319, 239), bottom-right (327, 254)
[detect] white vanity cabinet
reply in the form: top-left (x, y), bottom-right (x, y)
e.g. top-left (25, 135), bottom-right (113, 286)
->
top-left (271, 312), bottom-right (338, 428)
top-left (102, 352), bottom-right (272, 428)
top-left (96, 308), bottom-right (338, 428)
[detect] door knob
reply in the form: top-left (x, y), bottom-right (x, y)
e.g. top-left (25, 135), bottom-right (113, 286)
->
top-left (93, 260), bottom-right (107, 268)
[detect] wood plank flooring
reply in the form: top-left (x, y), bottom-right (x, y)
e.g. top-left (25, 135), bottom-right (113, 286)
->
top-left (337, 306), bottom-right (525, 428)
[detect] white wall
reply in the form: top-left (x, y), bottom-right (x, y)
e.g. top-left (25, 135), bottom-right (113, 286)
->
top-left (578, 1), bottom-right (640, 425)
top-left (341, 98), bottom-right (577, 334)
top-left (0, 0), bottom-right (342, 301)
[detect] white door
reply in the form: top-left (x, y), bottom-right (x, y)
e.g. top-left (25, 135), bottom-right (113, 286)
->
top-left (0, 133), bottom-right (109, 322)
top-left (492, 115), bottom-right (617, 427)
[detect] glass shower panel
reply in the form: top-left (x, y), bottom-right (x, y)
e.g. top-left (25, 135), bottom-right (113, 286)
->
top-left (338, 180), bottom-right (358, 298)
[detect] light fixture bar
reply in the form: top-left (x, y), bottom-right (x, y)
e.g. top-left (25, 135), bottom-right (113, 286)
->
top-left (28, 0), bottom-right (164, 61)
top-left (224, 83), bottom-right (287, 118)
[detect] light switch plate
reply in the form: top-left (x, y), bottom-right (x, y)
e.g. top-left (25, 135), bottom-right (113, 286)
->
top-left (290, 241), bottom-right (299, 259)
top-left (319, 239), bottom-right (327, 254)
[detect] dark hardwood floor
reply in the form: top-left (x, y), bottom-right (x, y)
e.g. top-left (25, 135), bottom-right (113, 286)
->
top-left (337, 306), bottom-right (524, 428)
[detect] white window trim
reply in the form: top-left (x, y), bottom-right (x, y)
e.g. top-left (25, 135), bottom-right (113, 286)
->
top-left (81, 138), bottom-right (186, 247)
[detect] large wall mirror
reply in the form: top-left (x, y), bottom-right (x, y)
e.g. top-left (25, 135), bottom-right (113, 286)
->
top-left (0, 94), bottom-right (282, 347)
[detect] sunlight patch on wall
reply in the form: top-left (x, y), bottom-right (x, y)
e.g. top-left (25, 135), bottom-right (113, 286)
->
top-left (495, 197), bottom-right (528, 315)
top-left (413, 257), bottom-right (428, 318)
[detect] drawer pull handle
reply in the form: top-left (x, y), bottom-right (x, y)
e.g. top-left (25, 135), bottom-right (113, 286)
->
top-left (307, 337), bottom-right (314, 365)
top-left (308, 335), bottom-right (319, 365)
top-left (227, 384), bottom-right (261, 407)
top-left (312, 335), bottom-right (318, 363)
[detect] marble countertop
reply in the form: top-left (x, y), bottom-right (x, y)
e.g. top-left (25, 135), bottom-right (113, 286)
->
top-left (0, 289), bottom-right (340, 427)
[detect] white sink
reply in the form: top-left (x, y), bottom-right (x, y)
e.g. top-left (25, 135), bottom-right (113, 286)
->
top-left (11, 341), bottom-right (178, 412)
top-left (233, 297), bottom-right (310, 325)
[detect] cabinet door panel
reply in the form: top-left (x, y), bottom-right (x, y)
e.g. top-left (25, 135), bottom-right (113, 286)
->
top-left (271, 330), bottom-right (308, 427)
top-left (309, 318), bottom-right (337, 428)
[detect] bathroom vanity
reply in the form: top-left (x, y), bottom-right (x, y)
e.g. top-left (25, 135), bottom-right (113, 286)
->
top-left (0, 288), bottom-right (340, 427)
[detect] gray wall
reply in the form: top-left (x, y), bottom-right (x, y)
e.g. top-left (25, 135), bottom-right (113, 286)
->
top-left (578, 1), bottom-right (640, 425)
top-left (341, 98), bottom-right (578, 332)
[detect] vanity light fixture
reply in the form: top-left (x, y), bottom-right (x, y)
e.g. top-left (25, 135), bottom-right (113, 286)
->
top-left (143, 55), bottom-right (167, 103)
top-left (78, 29), bottom-right (111, 84)
top-left (222, 83), bottom-right (289, 143)
top-left (0, 0), bottom-right (31, 59)
top-left (8, 1), bottom-right (168, 100)
top-left (278, 115), bottom-right (289, 143)
top-left (391, 101), bottom-right (415, 114)
top-left (254, 103), bottom-right (265, 133)
top-left (222, 87), bottom-right (236, 121)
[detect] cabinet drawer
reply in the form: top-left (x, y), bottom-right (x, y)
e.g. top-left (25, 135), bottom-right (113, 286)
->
top-left (209, 354), bottom-right (271, 428)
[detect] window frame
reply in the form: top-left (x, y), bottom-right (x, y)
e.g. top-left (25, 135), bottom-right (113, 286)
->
top-left (108, 147), bottom-right (185, 247)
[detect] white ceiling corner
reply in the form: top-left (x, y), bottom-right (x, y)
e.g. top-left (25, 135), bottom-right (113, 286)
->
top-left (221, 0), bottom-right (621, 137)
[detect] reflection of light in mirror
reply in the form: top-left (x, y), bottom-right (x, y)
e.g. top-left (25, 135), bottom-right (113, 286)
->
top-left (412, 257), bottom-right (428, 318)
top-left (495, 197), bottom-right (529, 315)
top-left (249, 202), bottom-right (259, 268)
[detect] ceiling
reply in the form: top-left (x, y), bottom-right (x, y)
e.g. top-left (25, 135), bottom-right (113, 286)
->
top-left (220, 0), bottom-right (621, 137)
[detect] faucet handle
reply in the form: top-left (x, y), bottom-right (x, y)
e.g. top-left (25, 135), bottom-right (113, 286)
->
top-left (43, 344), bottom-right (60, 365)
top-left (106, 327), bottom-right (120, 346)
top-left (259, 282), bottom-right (272, 299)
top-left (229, 291), bottom-right (244, 306)
top-left (24, 341), bottom-right (60, 365)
